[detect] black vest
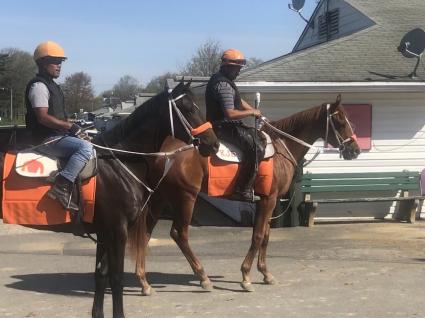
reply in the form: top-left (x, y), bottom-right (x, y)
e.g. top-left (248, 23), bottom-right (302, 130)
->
top-left (205, 71), bottom-right (242, 123)
top-left (25, 74), bottom-right (67, 138)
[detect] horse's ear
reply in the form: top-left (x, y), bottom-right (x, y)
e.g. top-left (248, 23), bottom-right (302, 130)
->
top-left (171, 81), bottom-right (184, 97)
top-left (335, 94), bottom-right (341, 105)
top-left (183, 79), bottom-right (192, 91)
top-left (329, 94), bottom-right (342, 112)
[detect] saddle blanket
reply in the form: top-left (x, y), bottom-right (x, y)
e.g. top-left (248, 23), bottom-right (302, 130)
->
top-left (207, 156), bottom-right (273, 197)
top-left (2, 153), bottom-right (96, 225)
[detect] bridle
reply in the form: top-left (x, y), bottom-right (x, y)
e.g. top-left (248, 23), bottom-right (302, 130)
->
top-left (261, 103), bottom-right (357, 165)
top-left (325, 103), bottom-right (357, 156)
top-left (90, 93), bottom-right (213, 220)
top-left (168, 93), bottom-right (212, 146)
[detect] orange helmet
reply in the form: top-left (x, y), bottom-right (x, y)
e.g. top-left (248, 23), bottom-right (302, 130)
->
top-left (221, 48), bottom-right (246, 67)
top-left (34, 41), bottom-right (67, 62)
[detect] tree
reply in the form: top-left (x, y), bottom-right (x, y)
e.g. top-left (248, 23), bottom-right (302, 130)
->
top-left (112, 75), bottom-right (141, 101)
top-left (141, 40), bottom-right (264, 96)
top-left (62, 72), bottom-right (95, 114)
top-left (0, 54), bottom-right (8, 77)
top-left (143, 72), bottom-right (179, 93)
top-left (181, 39), bottom-right (222, 77)
top-left (91, 95), bottom-right (104, 111)
top-left (0, 48), bottom-right (36, 124)
top-left (246, 57), bottom-right (264, 68)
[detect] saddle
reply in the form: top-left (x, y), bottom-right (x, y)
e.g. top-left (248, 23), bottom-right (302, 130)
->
top-left (207, 131), bottom-right (275, 197)
top-left (215, 131), bottom-right (275, 163)
top-left (15, 150), bottom-right (98, 180)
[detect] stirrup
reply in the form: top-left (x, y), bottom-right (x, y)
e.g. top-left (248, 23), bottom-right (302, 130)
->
top-left (229, 191), bottom-right (261, 202)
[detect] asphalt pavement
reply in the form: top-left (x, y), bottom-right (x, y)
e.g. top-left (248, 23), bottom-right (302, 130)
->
top-left (0, 219), bottom-right (425, 318)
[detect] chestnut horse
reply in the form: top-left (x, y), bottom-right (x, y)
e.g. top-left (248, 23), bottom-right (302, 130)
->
top-left (130, 95), bottom-right (360, 295)
top-left (0, 82), bottom-right (218, 318)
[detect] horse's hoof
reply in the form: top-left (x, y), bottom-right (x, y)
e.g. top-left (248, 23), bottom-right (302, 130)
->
top-left (141, 286), bottom-right (155, 296)
top-left (201, 280), bottom-right (213, 291)
top-left (263, 276), bottom-right (277, 285)
top-left (241, 281), bottom-right (255, 292)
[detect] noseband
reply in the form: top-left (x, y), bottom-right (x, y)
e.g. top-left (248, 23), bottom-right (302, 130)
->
top-left (325, 104), bottom-right (357, 156)
top-left (168, 94), bottom-right (212, 146)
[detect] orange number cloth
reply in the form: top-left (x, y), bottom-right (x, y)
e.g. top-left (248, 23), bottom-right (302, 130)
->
top-left (2, 153), bottom-right (96, 225)
top-left (207, 156), bottom-right (273, 197)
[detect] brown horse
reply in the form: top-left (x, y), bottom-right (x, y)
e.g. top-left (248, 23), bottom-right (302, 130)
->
top-left (1, 82), bottom-right (218, 318)
top-left (130, 95), bottom-right (360, 295)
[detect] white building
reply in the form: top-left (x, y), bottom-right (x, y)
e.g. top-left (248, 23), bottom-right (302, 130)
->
top-left (184, 0), bottom-right (425, 224)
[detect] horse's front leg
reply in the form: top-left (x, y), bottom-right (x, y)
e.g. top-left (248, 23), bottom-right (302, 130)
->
top-left (107, 227), bottom-right (127, 318)
top-left (135, 212), bottom-right (158, 296)
top-left (170, 197), bottom-right (213, 291)
top-left (92, 240), bottom-right (108, 318)
top-left (240, 197), bottom-right (276, 292)
top-left (257, 223), bottom-right (277, 285)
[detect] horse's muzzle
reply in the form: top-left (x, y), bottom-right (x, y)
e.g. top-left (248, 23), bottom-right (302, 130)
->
top-left (341, 144), bottom-right (360, 160)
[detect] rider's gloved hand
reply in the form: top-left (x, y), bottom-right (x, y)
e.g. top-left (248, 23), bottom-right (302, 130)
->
top-left (69, 123), bottom-right (91, 141)
top-left (69, 123), bottom-right (83, 136)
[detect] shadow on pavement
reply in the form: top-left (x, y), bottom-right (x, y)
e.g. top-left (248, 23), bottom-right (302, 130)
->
top-left (5, 271), bottom-right (227, 297)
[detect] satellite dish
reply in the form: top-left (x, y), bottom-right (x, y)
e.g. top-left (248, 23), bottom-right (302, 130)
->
top-left (288, 0), bottom-right (313, 28)
top-left (397, 28), bottom-right (425, 78)
top-left (398, 28), bottom-right (425, 58)
top-left (290, 0), bottom-right (305, 11)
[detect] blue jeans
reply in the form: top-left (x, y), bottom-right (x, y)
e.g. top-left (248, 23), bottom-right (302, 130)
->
top-left (40, 135), bottom-right (93, 183)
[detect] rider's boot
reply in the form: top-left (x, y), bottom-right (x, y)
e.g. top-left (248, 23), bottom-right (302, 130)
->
top-left (47, 174), bottom-right (79, 211)
top-left (230, 169), bottom-right (261, 202)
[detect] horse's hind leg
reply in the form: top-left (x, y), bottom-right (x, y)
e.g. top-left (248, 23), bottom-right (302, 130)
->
top-left (92, 240), bottom-right (108, 318)
top-left (170, 198), bottom-right (213, 291)
top-left (135, 212), bottom-right (158, 296)
top-left (257, 223), bottom-right (277, 285)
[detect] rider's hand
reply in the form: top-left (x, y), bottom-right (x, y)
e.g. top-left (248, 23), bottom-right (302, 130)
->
top-left (252, 109), bottom-right (261, 118)
top-left (69, 123), bottom-right (83, 136)
top-left (69, 123), bottom-right (91, 141)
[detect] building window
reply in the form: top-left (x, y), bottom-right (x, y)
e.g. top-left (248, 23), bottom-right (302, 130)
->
top-left (318, 8), bottom-right (340, 40)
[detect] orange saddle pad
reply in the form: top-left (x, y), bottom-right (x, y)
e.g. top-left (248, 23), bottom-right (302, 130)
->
top-left (207, 156), bottom-right (273, 197)
top-left (2, 153), bottom-right (96, 225)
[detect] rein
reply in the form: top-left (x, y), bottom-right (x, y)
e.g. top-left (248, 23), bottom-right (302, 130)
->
top-left (261, 103), bottom-right (357, 167)
top-left (91, 142), bottom-right (194, 157)
top-left (92, 93), bottom-right (213, 218)
top-left (261, 118), bottom-right (321, 168)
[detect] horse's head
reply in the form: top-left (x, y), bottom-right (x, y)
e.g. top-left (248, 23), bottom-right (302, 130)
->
top-left (167, 81), bottom-right (219, 157)
top-left (322, 95), bottom-right (360, 160)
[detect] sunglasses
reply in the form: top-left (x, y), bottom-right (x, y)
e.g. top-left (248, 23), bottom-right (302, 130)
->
top-left (44, 57), bottom-right (65, 65)
top-left (223, 58), bottom-right (246, 66)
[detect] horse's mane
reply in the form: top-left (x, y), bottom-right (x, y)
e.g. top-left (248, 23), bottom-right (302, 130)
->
top-left (264, 104), bottom-right (324, 138)
top-left (94, 91), bottom-right (167, 146)
top-left (94, 85), bottom-right (196, 147)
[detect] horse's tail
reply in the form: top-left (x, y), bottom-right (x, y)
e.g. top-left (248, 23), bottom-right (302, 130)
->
top-left (127, 205), bottom-right (150, 272)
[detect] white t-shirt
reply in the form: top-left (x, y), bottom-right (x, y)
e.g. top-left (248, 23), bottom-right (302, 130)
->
top-left (28, 82), bottom-right (50, 108)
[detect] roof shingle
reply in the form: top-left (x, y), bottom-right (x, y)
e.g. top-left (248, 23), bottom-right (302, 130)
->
top-left (239, 0), bottom-right (425, 82)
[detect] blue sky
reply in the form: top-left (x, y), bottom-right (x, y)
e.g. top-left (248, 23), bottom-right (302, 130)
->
top-left (0, 0), bottom-right (316, 94)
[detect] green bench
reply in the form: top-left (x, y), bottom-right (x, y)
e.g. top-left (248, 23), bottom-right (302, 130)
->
top-left (298, 171), bottom-right (425, 227)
